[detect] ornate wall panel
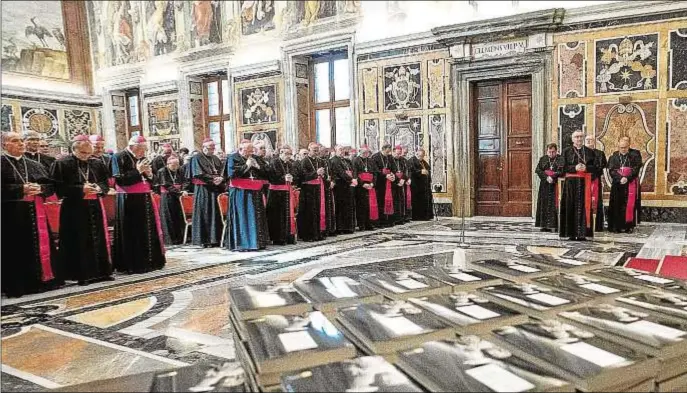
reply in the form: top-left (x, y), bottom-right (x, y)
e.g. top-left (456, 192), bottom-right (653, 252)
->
top-left (667, 99), bottom-right (687, 195)
top-left (669, 29), bottom-right (687, 90)
top-left (147, 100), bottom-right (179, 137)
top-left (296, 83), bottom-right (311, 149)
top-left (239, 84), bottom-right (279, 126)
top-left (21, 107), bottom-right (59, 138)
top-left (383, 116), bottom-right (422, 151)
top-left (1, 105), bottom-right (15, 132)
top-left (363, 119), bottom-right (379, 153)
top-left (595, 101), bottom-right (657, 192)
top-left (383, 63), bottom-right (422, 111)
top-left (361, 67), bottom-right (379, 114)
top-left (558, 42), bottom-right (586, 98)
top-left (190, 98), bottom-right (204, 150)
top-left (63, 109), bottom-right (93, 138)
top-left (113, 109), bottom-right (128, 150)
top-left (429, 114), bottom-right (447, 193)
top-left (427, 59), bottom-right (445, 108)
top-left (558, 104), bottom-right (586, 151)
top-left (594, 34), bottom-right (658, 94)
top-left (233, 74), bottom-right (285, 150)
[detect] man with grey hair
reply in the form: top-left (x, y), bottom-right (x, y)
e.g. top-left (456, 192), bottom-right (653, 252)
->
top-left (408, 147), bottom-right (434, 221)
top-left (620, 136), bottom-right (643, 224)
top-left (266, 145), bottom-right (298, 245)
top-left (330, 144), bottom-right (357, 234)
top-left (156, 155), bottom-right (186, 245)
top-left (51, 135), bottom-right (113, 285)
top-left (111, 135), bottom-right (166, 273)
top-left (560, 130), bottom-right (597, 240)
top-left (190, 138), bottom-right (225, 247)
top-left (23, 131), bottom-right (55, 172)
top-left (2, 132), bottom-right (62, 297)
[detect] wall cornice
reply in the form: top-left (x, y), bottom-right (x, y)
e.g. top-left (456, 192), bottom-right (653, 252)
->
top-left (355, 31), bottom-right (438, 56)
top-left (230, 60), bottom-right (282, 79)
top-left (1, 86), bottom-right (102, 107)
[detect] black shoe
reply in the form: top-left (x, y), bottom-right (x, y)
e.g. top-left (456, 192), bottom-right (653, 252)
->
top-left (540, 228), bottom-right (551, 232)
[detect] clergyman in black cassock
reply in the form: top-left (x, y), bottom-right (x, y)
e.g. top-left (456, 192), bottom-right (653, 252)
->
top-left (156, 156), bottom-right (187, 245)
top-left (621, 137), bottom-right (643, 224)
top-left (23, 131), bottom-right (56, 173)
top-left (51, 136), bottom-right (113, 285)
top-left (408, 148), bottom-right (434, 221)
top-left (267, 146), bottom-right (298, 245)
top-left (151, 143), bottom-right (173, 175)
top-left (352, 146), bottom-right (378, 230)
top-left (1, 132), bottom-right (62, 297)
top-left (401, 147), bottom-right (412, 223)
top-left (111, 136), bottom-right (166, 273)
top-left (330, 145), bottom-right (357, 234)
top-left (560, 131), bottom-right (597, 240)
top-left (371, 145), bottom-right (395, 227)
top-left (585, 135), bottom-right (607, 232)
top-left (390, 146), bottom-right (408, 225)
top-left (535, 143), bottom-right (565, 232)
top-left (298, 143), bottom-right (327, 241)
top-left (225, 142), bottom-right (269, 251)
top-left (190, 139), bottom-right (225, 247)
top-left (89, 134), bottom-right (114, 188)
top-left (607, 140), bottom-right (642, 233)
top-left (320, 147), bottom-right (337, 236)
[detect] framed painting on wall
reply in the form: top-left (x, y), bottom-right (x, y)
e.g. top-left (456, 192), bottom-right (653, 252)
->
top-left (239, 84), bottom-right (279, 126)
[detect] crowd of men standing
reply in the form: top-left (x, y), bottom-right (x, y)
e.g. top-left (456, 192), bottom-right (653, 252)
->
top-left (535, 130), bottom-right (643, 240)
top-left (1, 131), bottom-right (435, 298)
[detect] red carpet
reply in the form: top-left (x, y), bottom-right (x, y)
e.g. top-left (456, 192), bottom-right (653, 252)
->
top-left (624, 257), bottom-right (660, 273)
top-left (658, 256), bottom-right (687, 280)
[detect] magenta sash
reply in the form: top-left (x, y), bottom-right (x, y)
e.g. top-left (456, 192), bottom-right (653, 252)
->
top-left (305, 177), bottom-right (327, 231)
top-left (269, 183), bottom-right (296, 235)
top-left (544, 170), bottom-right (559, 208)
top-left (192, 179), bottom-right (206, 186)
top-left (590, 177), bottom-right (599, 213)
top-left (230, 178), bottom-right (264, 191)
top-left (23, 195), bottom-right (54, 282)
top-left (359, 173), bottom-right (379, 220)
top-left (97, 197), bottom-right (112, 264)
top-left (107, 178), bottom-right (115, 188)
top-left (406, 183), bottom-right (412, 210)
top-left (618, 167), bottom-right (637, 224)
top-left (150, 193), bottom-right (166, 255)
top-left (382, 169), bottom-right (394, 215)
top-left (116, 182), bottom-right (152, 194)
top-left (45, 194), bottom-right (58, 203)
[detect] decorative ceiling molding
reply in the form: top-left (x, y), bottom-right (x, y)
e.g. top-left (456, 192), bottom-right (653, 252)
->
top-left (230, 60), bottom-right (282, 79)
top-left (1, 86), bottom-right (102, 106)
top-left (355, 31), bottom-right (439, 56)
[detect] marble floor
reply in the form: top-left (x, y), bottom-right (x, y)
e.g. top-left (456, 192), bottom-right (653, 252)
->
top-left (1, 217), bottom-right (686, 391)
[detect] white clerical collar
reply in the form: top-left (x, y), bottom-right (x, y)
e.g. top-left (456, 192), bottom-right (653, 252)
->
top-left (5, 153), bottom-right (23, 160)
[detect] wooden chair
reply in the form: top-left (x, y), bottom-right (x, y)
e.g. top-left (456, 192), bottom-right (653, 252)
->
top-left (217, 193), bottom-right (229, 248)
top-left (180, 194), bottom-right (194, 244)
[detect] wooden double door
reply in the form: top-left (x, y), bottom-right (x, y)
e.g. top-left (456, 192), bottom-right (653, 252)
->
top-left (473, 78), bottom-right (532, 217)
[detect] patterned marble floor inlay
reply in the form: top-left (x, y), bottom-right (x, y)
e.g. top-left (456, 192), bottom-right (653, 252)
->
top-left (1, 217), bottom-right (685, 391)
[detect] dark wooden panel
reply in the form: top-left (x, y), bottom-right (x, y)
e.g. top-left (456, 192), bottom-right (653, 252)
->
top-left (508, 97), bottom-right (531, 136)
top-left (507, 81), bottom-right (532, 96)
top-left (502, 80), bottom-right (532, 217)
top-left (477, 84), bottom-right (500, 99)
top-left (475, 81), bottom-right (503, 216)
top-left (507, 150), bottom-right (532, 190)
top-left (478, 100), bottom-right (499, 137)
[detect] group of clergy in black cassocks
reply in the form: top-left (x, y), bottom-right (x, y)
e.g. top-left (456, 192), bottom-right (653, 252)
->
top-left (535, 130), bottom-right (643, 240)
top-left (1, 131), bottom-right (435, 298)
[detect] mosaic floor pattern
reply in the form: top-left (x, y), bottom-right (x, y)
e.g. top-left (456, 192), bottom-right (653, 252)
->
top-left (1, 218), bottom-right (685, 391)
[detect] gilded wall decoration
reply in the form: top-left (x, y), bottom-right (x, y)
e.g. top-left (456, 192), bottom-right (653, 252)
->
top-left (152, 138), bottom-right (180, 152)
top-left (114, 109), bottom-right (128, 149)
top-left (384, 63), bottom-right (421, 111)
top-left (21, 107), bottom-right (58, 138)
top-left (361, 67), bottom-right (379, 114)
top-left (1, 1), bottom-right (69, 79)
top-left (63, 109), bottom-right (93, 138)
top-left (558, 104), bottom-right (586, 151)
top-left (294, 1), bottom-right (338, 27)
top-left (1, 105), bottom-right (14, 132)
top-left (191, 98), bottom-right (205, 149)
top-left (595, 101), bottom-right (657, 192)
top-left (190, 1), bottom-right (221, 47)
top-left (240, 0), bottom-right (275, 35)
top-left (595, 34), bottom-right (658, 94)
top-left (429, 114), bottom-right (447, 193)
top-left (427, 59), bottom-right (445, 109)
top-left (239, 84), bottom-right (278, 125)
top-left (363, 119), bottom-right (379, 153)
top-left (147, 100), bottom-right (179, 137)
top-left (243, 130), bottom-right (277, 155)
top-left (383, 116), bottom-right (422, 153)
top-left (558, 42), bottom-right (586, 98)
top-left (669, 29), bottom-right (687, 90)
top-left (112, 95), bottom-right (126, 107)
top-left (146, 0), bottom-right (176, 56)
top-left (296, 83), bottom-right (311, 148)
top-left (667, 99), bottom-right (687, 195)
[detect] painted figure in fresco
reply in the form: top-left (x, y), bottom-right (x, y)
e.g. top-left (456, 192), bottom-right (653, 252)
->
top-left (192, 0), bottom-right (220, 47)
top-left (148, 0), bottom-right (176, 56)
top-left (241, 0), bottom-right (275, 34)
top-left (111, 0), bottom-right (133, 66)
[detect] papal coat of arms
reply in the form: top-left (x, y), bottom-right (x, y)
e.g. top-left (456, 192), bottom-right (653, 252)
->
top-left (595, 35), bottom-right (658, 94)
top-left (384, 63), bottom-right (421, 111)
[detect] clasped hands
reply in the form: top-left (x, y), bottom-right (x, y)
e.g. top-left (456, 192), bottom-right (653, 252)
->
top-left (385, 173), bottom-right (395, 182)
top-left (136, 160), bottom-right (152, 177)
top-left (246, 157), bottom-right (260, 169)
top-left (351, 179), bottom-right (358, 187)
top-left (212, 176), bottom-right (224, 185)
top-left (316, 168), bottom-right (325, 176)
top-left (421, 169), bottom-right (428, 175)
top-left (620, 177), bottom-right (628, 185)
top-left (83, 183), bottom-right (102, 195)
top-left (23, 183), bottom-right (42, 196)
top-left (547, 176), bottom-right (554, 184)
top-left (363, 183), bottom-right (373, 190)
top-left (575, 163), bottom-right (586, 172)
top-left (285, 174), bottom-right (294, 183)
